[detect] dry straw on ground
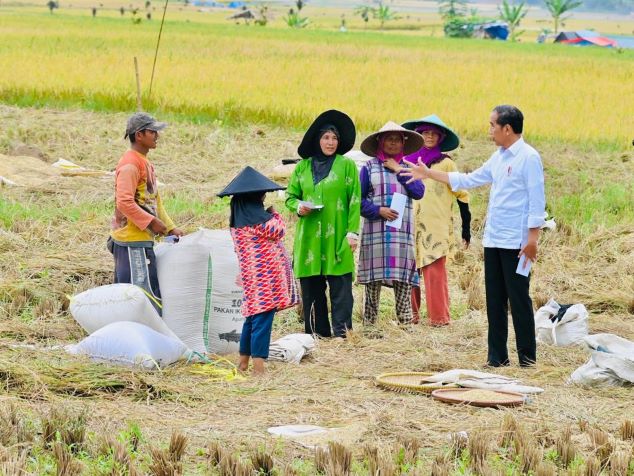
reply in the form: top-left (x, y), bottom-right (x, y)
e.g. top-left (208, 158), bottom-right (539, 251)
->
top-left (0, 105), bottom-right (633, 473)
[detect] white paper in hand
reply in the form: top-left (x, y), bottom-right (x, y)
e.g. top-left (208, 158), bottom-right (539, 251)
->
top-left (299, 200), bottom-right (324, 210)
top-left (386, 192), bottom-right (406, 230)
top-left (516, 254), bottom-right (532, 277)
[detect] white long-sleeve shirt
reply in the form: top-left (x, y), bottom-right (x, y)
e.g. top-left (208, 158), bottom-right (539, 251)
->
top-left (448, 138), bottom-right (546, 249)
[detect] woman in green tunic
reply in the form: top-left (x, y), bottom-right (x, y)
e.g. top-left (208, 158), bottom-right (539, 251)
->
top-left (285, 110), bottom-right (361, 338)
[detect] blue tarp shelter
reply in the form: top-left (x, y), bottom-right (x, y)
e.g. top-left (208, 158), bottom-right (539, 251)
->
top-left (473, 21), bottom-right (509, 40)
top-left (192, 0), bottom-right (223, 6)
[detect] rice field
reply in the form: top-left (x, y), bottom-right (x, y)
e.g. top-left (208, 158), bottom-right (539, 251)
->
top-left (1, 104), bottom-right (633, 474)
top-left (0, 7), bottom-right (633, 148)
top-left (1, 3), bottom-right (634, 474)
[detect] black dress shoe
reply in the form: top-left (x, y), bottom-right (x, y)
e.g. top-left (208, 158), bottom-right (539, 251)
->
top-left (485, 361), bottom-right (510, 368)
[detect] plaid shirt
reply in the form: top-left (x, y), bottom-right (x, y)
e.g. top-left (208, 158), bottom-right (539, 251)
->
top-left (357, 158), bottom-right (423, 286)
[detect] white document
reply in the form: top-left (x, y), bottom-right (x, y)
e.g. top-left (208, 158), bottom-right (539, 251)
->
top-left (386, 192), bottom-right (406, 229)
top-left (299, 200), bottom-right (324, 210)
top-left (516, 254), bottom-right (532, 277)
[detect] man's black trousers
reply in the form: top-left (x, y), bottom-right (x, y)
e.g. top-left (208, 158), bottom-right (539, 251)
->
top-left (484, 247), bottom-right (536, 367)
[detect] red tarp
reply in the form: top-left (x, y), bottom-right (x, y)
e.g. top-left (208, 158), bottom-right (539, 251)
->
top-left (555, 31), bottom-right (618, 47)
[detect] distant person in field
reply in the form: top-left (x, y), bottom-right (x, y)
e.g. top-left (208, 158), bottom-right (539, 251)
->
top-left (401, 105), bottom-right (546, 367)
top-left (357, 122), bottom-right (425, 326)
top-left (109, 112), bottom-right (184, 315)
top-left (218, 167), bottom-right (299, 375)
top-left (401, 115), bottom-right (471, 327)
top-left (285, 110), bottom-right (361, 339)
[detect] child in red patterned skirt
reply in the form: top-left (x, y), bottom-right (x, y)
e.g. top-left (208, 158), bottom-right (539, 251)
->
top-left (218, 166), bottom-right (298, 375)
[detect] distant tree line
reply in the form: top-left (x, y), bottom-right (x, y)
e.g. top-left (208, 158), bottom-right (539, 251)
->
top-left (439, 0), bottom-right (632, 39)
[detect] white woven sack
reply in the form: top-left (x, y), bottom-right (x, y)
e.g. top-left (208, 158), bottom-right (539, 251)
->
top-left (70, 283), bottom-right (182, 342)
top-left (570, 333), bottom-right (634, 386)
top-left (534, 299), bottom-right (588, 346)
top-left (534, 299), bottom-right (559, 344)
top-left (156, 229), bottom-right (244, 354)
top-left (66, 321), bottom-right (188, 369)
top-left (569, 359), bottom-right (622, 386)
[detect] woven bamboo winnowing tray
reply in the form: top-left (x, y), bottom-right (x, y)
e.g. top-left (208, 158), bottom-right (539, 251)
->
top-left (375, 372), bottom-right (457, 394)
top-left (431, 388), bottom-right (526, 407)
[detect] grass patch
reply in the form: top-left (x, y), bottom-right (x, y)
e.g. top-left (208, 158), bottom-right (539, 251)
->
top-left (164, 192), bottom-right (229, 223)
top-left (0, 196), bottom-right (111, 227)
top-left (552, 183), bottom-right (634, 230)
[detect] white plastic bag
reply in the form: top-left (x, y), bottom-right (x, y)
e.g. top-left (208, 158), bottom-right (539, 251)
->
top-left (268, 333), bottom-right (316, 364)
top-left (70, 283), bottom-right (182, 342)
top-left (570, 333), bottom-right (634, 386)
top-left (66, 321), bottom-right (188, 369)
top-left (534, 299), bottom-right (589, 346)
top-left (155, 229), bottom-right (245, 355)
top-left (421, 369), bottom-right (544, 394)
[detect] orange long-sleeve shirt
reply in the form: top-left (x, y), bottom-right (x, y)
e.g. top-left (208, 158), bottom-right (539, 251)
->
top-left (110, 150), bottom-right (175, 245)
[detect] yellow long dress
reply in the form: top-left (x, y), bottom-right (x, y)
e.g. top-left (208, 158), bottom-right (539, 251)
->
top-left (413, 157), bottom-right (469, 269)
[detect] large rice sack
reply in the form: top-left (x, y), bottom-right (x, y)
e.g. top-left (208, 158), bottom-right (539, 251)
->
top-left (534, 299), bottom-right (589, 346)
top-left (66, 321), bottom-right (188, 369)
top-left (570, 334), bottom-right (634, 386)
top-left (70, 283), bottom-right (182, 342)
top-left (155, 229), bottom-right (245, 354)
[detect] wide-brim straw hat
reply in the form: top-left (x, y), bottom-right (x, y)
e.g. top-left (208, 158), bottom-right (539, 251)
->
top-left (360, 121), bottom-right (424, 157)
top-left (297, 110), bottom-right (356, 159)
top-left (401, 114), bottom-right (460, 152)
top-left (217, 166), bottom-right (285, 197)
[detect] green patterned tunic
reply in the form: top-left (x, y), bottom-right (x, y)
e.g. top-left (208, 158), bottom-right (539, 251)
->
top-left (285, 155), bottom-right (361, 278)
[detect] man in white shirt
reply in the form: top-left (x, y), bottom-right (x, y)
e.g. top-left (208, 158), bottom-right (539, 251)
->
top-left (401, 105), bottom-right (546, 367)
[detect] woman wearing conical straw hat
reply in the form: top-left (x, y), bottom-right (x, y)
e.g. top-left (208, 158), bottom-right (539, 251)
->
top-left (285, 110), bottom-right (361, 339)
top-left (401, 114), bottom-right (471, 327)
top-left (357, 122), bottom-right (425, 326)
top-left (218, 167), bottom-right (299, 375)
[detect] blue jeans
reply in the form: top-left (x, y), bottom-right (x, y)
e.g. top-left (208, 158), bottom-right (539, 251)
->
top-left (239, 309), bottom-right (275, 359)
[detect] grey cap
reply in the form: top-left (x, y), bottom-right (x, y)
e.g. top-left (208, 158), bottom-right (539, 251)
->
top-left (124, 112), bottom-right (168, 139)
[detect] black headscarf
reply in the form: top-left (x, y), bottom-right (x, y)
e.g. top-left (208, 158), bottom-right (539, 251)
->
top-left (229, 193), bottom-right (272, 228)
top-left (311, 124), bottom-right (340, 185)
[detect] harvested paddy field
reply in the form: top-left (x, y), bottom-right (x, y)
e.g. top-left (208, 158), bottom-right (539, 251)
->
top-left (1, 105), bottom-right (633, 474)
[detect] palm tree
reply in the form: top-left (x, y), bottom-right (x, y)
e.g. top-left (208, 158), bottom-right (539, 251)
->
top-left (544, 0), bottom-right (583, 34)
top-left (437, 0), bottom-right (468, 20)
top-left (354, 4), bottom-right (374, 28)
top-left (374, 2), bottom-right (398, 30)
top-left (46, 0), bottom-right (58, 13)
top-left (284, 0), bottom-right (309, 28)
top-left (498, 0), bottom-right (527, 41)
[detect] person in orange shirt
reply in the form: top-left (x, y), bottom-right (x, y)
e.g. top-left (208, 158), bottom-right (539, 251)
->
top-left (109, 112), bottom-right (183, 315)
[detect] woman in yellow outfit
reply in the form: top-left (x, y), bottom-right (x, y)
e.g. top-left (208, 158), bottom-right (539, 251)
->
top-left (402, 115), bottom-right (471, 326)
